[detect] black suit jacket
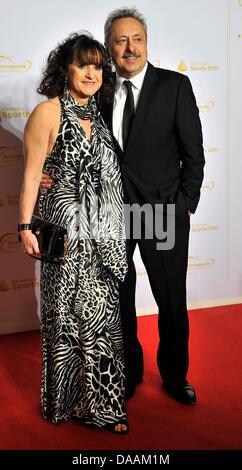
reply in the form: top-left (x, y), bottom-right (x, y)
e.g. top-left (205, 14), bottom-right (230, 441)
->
top-left (101, 62), bottom-right (205, 214)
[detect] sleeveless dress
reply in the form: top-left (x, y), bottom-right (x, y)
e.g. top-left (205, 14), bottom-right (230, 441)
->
top-left (38, 88), bottom-right (128, 427)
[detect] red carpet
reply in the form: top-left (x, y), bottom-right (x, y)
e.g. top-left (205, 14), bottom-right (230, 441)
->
top-left (0, 304), bottom-right (242, 451)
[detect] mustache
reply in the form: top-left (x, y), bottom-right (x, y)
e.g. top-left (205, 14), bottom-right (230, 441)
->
top-left (122, 52), bottom-right (141, 59)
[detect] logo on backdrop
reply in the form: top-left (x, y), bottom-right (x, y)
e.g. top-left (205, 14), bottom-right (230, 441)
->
top-left (191, 223), bottom-right (219, 233)
top-left (188, 256), bottom-right (215, 274)
top-left (196, 98), bottom-right (215, 112)
top-left (0, 233), bottom-right (19, 253)
top-left (0, 280), bottom-right (9, 292)
top-left (238, 0), bottom-right (242, 6)
top-left (177, 60), bottom-right (188, 72)
top-left (153, 60), bottom-right (160, 68)
top-left (201, 181), bottom-right (215, 192)
top-left (203, 144), bottom-right (219, 154)
top-left (0, 146), bottom-right (23, 167)
top-left (1, 106), bottom-right (30, 120)
top-left (0, 279), bottom-right (40, 291)
top-left (0, 195), bottom-right (19, 207)
top-left (0, 55), bottom-right (32, 77)
top-left (178, 59), bottom-right (219, 72)
top-left (12, 278), bottom-right (40, 290)
top-left (136, 267), bottom-right (147, 277)
top-left (136, 254), bottom-right (217, 275)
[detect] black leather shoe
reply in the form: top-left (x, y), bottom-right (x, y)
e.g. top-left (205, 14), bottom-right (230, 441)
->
top-left (164, 381), bottom-right (197, 405)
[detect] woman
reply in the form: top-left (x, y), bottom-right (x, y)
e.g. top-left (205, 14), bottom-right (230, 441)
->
top-left (18, 33), bottom-right (129, 433)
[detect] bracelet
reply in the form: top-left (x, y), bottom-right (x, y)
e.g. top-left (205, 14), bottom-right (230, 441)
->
top-left (17, 223), bottom-right (33, 243)
top-left (18, 223), bottom-right (33, 231)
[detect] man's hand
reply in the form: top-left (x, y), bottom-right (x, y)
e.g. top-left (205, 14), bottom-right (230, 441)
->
top-left (40, 173), bottom-right (53, 192)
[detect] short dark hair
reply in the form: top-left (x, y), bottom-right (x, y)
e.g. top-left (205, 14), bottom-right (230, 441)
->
top-left (37, 32), bottom-right (113, 104)
top-left (104, 7), bottom-right (147, 44)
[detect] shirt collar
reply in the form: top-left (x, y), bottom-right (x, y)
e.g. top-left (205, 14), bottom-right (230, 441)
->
top-left (115, 62), bottom-right (148, 92)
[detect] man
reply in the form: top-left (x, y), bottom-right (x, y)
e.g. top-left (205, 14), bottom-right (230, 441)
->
top-left (102, 8), bottom-right (205, 404)
top-left (41, 8), bottom-right (205, 405)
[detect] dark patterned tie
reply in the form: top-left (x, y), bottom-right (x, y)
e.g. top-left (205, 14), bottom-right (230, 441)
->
top-left (122, 80), bottom-right (135, 149)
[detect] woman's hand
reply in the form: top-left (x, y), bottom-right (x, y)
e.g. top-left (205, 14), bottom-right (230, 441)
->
top-left (20, 230), bottom-right (40, 258)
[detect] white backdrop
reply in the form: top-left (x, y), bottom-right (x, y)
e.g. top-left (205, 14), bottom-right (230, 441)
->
top-left (1, 0), bottom-right (242, 333)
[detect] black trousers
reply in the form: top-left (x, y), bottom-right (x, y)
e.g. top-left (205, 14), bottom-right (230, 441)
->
top-left (119, 201), bottom-right (190, 390)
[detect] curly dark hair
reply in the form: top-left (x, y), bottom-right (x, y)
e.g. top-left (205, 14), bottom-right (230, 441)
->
top-left (37, 32), bottom-right (114, 106)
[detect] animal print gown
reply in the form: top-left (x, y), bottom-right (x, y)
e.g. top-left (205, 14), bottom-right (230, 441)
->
top-left (38, 88), bottom-right (128, 426)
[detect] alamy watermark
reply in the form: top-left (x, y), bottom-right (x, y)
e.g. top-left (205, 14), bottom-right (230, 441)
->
top-left (66, 198), bottom-right (175, 250)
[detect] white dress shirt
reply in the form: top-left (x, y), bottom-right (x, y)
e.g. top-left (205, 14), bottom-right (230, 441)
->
top-left (112, 62), bottom-right (148, 150)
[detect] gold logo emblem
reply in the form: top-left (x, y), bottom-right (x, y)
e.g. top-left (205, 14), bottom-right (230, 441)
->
top-left (0, 233), bottom-right (19, 253)
top-left (153, 60), bottom-right (160, 68)
top-left (201, 181), bottom-right (215, 192)
top-left (197, 99), bottom-right (215, 112)
top-left (0, 280), bottom-right (9, 292)
top-left (203, 145), bottom-right (219, 153)
top-left (188, 256), bottom-right (215, 273)
top-left (0, 55), bottom-right (32, 77)
top-left (0, 146), bottom-right (23, 168)
top-left (177, 60), bottom-right (188, 72)
top-left (136, 267), bottom-right (147, 276)
top-left (191, 223), bottom-right (219, 233)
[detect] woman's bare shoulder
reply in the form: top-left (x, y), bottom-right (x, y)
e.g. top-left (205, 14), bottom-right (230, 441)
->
top-left (25, 97), bottom-right (61, 131)
top-left (33, 97), bottom-right (60, 115)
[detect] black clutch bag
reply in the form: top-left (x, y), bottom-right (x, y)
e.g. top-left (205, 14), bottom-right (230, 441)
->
top-left (19, 215), bottom-right (68, 264)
